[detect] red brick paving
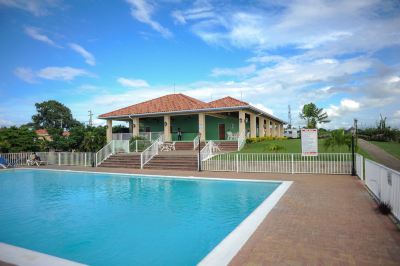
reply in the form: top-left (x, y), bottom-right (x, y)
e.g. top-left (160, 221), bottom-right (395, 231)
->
top-left (18, 166), bottom-right (400, 265)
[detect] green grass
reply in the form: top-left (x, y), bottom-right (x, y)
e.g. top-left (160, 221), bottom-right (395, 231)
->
top-left (240, 139), bottom-right (352, 153)
top-left (369, 141), bottom-right (400, 159)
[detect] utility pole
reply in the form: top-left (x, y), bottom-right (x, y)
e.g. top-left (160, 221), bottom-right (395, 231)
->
top-left (88, 110), bottom-right (93, 126)
top-left (288, 105), bottom-right (292, 129)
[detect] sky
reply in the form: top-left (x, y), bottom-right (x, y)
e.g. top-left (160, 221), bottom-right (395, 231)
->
top-left (0, 0), bottom-right (399, 129)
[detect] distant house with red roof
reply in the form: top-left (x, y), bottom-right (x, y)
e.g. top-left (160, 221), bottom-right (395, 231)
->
top-left (35, 129), bottom-right (70, 141)
top-left (99, 94), bottom-right (285, 142)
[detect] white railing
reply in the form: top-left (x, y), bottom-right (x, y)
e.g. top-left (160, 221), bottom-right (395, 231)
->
top-left (364, 159), bottom-right (400, 221)
top-left (355, 153), bottom-right (364, 180)
top-left (200, 141), bottom-right (214, 161)
top-left (0, 152), bottom-right (94, 167)
top-left (112, 133), bottom-right (133, 140)
top-left (202, 153), bottom-right (352, 174)
top-left (140, 135), bottom-right (163, 169)
top-left (112, 132), bottom-right (164, 141)
top-left (237, 130), bottom-right (246, 151)
top-left (95, 140), bottom-right (130, 166)
top-left (139, 132), bottom-right (163, 141)
top-left (193, 135), bottom-right (200, 150)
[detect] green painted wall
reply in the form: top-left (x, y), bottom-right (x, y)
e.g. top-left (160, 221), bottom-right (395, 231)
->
top-left (205, 113), bottom-right (239, 140)
top-left (171, 115), bottom-right (198, 141)
top-left (139, 117), bottom-right (163, 132)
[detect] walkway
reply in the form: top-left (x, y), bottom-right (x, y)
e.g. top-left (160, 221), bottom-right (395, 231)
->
top-left (22, 166), bottom-right (400, 265)
top-left (359, 139), bottom-right (400, 171)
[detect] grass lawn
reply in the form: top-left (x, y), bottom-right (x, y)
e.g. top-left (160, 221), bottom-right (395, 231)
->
top-left (240, 139), bottom-right (352, 153)
top-left (369, 141), bottom-right (400, 159)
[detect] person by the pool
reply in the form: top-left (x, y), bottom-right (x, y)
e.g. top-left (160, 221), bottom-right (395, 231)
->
top-left (177, 128), bottom-right (183, 141)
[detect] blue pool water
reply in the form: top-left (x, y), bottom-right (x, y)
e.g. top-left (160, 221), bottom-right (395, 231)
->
top-left (0, 169), bottom-right (280, 265)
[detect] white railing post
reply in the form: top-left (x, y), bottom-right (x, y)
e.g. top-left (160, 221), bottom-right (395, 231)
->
top-left (58, 153), bottom-right (61, 166)
top-left (236, 153), bottom-right (239, 172)
top-left (291, 154), bottom-right (294, 174)
top-left (136, 140), bottom-right (138, 152)
top-left (84, 153), bottom-right (87, 167)
top-left (140, 154), bottom-right (143, 169)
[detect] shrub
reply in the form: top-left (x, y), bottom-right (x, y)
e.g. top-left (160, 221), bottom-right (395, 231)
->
top-left (377, 201), bottom-right (392, 215)
top-left (268, 144), bottom-right (284, 152)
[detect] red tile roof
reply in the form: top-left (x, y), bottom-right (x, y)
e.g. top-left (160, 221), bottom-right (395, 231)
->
top-left (208, 96), bottom-right (249, 108)
top-left (99, 94), bottom-right (253, 118)
top-left (99, 94), bottom-right (210, 118)
top-left (35, 129), bottom-right (48, 135)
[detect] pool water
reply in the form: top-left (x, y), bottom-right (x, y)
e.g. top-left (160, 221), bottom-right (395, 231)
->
top-left (0, 169), bottom-right (280, 265)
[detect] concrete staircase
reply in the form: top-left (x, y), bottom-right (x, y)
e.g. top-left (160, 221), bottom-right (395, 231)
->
top-left (97, 140), bottom-right (237, 170)
top-left (213, 141), bottom-right (238, 151)
top-left (98, 153), bottom-right (141, 168)
top-left (144, 154), bottom-right (198, 171)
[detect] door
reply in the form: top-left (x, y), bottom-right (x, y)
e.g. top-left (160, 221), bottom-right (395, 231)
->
top-left (218, 124), bottom-right (225, 140)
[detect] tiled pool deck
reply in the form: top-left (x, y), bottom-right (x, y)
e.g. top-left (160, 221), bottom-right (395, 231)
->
top-left (9, 166), bottom-right (400, 265)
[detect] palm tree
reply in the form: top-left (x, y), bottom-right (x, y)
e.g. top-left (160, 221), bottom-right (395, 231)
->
top-left (299, 103), bottom-right (330, 128)
top-left (324, 129), bottom-right (352, 151)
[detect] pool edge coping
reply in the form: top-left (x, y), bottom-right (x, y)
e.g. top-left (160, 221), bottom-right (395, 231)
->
top-left (3, 168), bottom-right (293, 266)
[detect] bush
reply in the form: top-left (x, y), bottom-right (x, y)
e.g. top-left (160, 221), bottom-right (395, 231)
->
top-left (267, 144), bottom-right (284, 152)
top-left (245, 136), bottom-right (287, 143)
top-left (377, 201), bottom-right (392, 215)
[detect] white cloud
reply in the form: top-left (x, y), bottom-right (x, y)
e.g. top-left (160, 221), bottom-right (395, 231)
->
top-left (326, 99), bottom-right (361, 118)
top-left (117, 77), bottom-right (150, 88)
top-left (14, 67), bottom-right (37, 83)
top-left (69, 43), bottom-right (96, 66)
top-left (0, 0), bottom-right (62, 16)
top-left (251, 103), bottom-right (274, 115)
top-left (211, 64), bottom-right (256, 77)
top-left (126, 0), bottom-right (172, 38)
top-left (0, 118), bottom-right (14, 126)
top-left (37, 67), bottom-right (91, 81)
top-left (24, 26), bottom-right (60, 47)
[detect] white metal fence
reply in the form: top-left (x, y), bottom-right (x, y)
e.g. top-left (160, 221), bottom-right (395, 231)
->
top-left (0, 152), bottom-right (94, 167)
top-left (202, 153), bottom-right (352, 174)
top-left (355, 153), bottom-right (364, 180)
top-left (364, 158), bottom-right (400, 220)
top-left (193, 135), bottom-right (200, 150)
top-left (140, 135), bottom-right (164, 169)
top-left (95, 140), bottom-right (130, 166)
top-left (112, 132), bottom-right (163, 141)
top-left (200, 141), bottom-right (214, 161)
top-left (237, 130), bottom-right (246, 151)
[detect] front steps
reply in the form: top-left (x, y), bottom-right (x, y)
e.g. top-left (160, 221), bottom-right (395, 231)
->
top-left (144, 154), bottom-right (198, 171)
top-left (97, 140), bottom-right (237, 170)
top-left (99, 153), bottom-right (141, 168)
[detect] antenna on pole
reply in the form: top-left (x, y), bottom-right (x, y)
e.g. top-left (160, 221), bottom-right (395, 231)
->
top-left (288, 105), bottom-right (292, 129)
top-left (88, 110), bottom-right (93, 126)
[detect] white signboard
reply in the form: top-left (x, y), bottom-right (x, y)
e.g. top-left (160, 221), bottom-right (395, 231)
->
top-left (301, 128), bottom-right (318, 156)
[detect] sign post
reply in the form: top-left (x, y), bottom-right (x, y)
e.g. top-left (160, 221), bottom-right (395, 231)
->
top-left (301, 128), bottom-right (318, 156)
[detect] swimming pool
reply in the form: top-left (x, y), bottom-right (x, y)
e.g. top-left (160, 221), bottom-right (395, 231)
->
top-left (0, 169), bottom-right (290, 265)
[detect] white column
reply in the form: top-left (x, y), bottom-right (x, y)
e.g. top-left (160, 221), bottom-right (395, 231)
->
top-left (132, 118), bottom-right (139, 137)
top-left (164, 115), bottom-right (171, 141)
top-left (106, 120), bottom-right (112, 142)
top-left (199, 113), bottom-right (206, 141)
top-left (250, 113), bottom-right (257, 138)
top-left (239, 111), bottom-right (246, 135)
top-left (259, 117), bottom-right (265, 137)
top-left (265, 118), bottom-right (271, 136)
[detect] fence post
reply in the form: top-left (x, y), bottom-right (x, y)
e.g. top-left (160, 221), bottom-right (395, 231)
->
top-left (236, 153), bottom-right (239, 173)
top-left (84, 153), bottom-right (87, 167)
top-left (140, 154), bottom-right (143, 169)
top-left (291, 154), bottom-right (294, 174)
top-left (136, 140), bottom-right (138, 153)
top-left (58, 153), bottom-right (61, 166)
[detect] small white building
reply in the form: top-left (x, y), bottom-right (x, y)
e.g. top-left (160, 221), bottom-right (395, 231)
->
top-left (284, 128), bottom-right (299, 138)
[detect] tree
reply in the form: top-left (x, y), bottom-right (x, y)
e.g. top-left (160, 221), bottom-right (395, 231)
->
top-left (300, 103), bottom-right (330, 128)
top-left (0, 126), bottom-right (40, 152)
top-left (324, 129), bottom-right (352, 151)
top-left (32, 100), bottom-right (81, 130)
top-left (81, 126), bottom-right (106, 152)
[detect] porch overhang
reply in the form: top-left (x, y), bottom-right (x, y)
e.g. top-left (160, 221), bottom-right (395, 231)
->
top-left (99, 105), bottom-right (286, 124)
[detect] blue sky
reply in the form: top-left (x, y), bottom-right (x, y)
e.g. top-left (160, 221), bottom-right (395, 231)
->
top-left (0, 0), bottom-right (399, 129)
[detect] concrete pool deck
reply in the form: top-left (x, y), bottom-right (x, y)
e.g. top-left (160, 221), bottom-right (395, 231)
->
top-left (7, 166), bottom-right (400, 265)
